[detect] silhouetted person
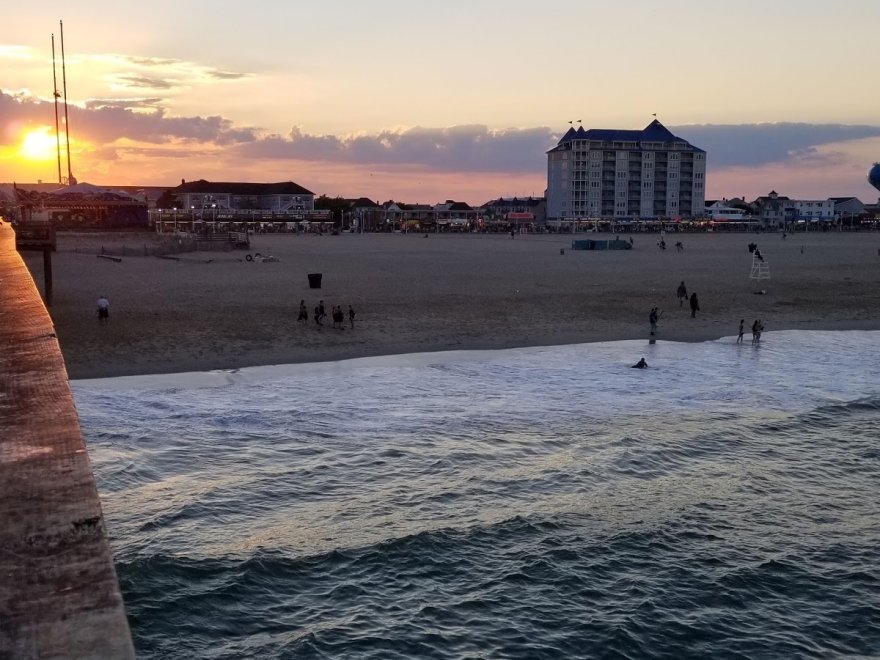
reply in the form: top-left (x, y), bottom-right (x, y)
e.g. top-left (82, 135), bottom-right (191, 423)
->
top-left (96, 295), bottom-right (110, 323)
top-left (348, 305), bottom-right (355, 329)
top-left (737, 319), bottom-right (745, 343)
top-left (689, 292), bottom-right (700, 318)
top-left (677, 281), bottom-right (687, 307)
top-left (649, 307), bottom-right (660, 336)
top-left (632, 358), bottom-right (648, 369)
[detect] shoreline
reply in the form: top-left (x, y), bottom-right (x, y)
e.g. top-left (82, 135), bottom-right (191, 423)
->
top-left (70, 321), bottom-right (880, 381)
top-left (21, 231), bottom-right (880, 380)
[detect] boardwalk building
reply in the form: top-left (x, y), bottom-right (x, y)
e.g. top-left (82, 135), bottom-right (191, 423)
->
top-left (172, 180), bottom-right (315, 213)
top-left (546, 120), bottom-right (706, 221)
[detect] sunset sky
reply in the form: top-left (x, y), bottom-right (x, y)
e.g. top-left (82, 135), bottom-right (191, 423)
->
top-left (2, 0), bottom-right (880, 205)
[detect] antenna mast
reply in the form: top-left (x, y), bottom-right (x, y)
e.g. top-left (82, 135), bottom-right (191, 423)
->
top-left (51, 34), bottom-right (62, 184)
top-left (60, 20), bottom-right (75, 185)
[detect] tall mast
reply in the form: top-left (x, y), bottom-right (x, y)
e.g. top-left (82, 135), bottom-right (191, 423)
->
top-left (51, 33), bottom-right (62, 184)
top-left (60, 20), bottom-right (75, 185)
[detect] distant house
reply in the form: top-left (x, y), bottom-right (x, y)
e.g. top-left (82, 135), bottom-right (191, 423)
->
top-left (705, 200), bottom-right (749, 221)
top-left (829, 197), bottom-right (866, 219)
top-left (751, 191), bottom-right (790, 227)
top-left (481, 196), bottom-right (547, 225)
top-left (433, 200), bottom-right (478, 228)
top-left (383, 202), bottom-right (434, 229)
top-left (751, 191), bottom-right (835, 228)
top-left (172, 179), bottom-right (315, 213)
top-left (347, 197), bottom-right (382, 231)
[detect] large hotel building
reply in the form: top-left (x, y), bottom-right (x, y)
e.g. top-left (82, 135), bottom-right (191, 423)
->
top-left (546, 119), bottom-right (706, 220)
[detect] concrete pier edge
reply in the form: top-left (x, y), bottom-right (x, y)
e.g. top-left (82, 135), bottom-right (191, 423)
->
top-left (0, 222), bottom-right (134, 658)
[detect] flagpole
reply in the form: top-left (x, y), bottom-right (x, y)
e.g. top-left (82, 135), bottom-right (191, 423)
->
top-left (60, 20), bottom-right (75, 185)
top-left (51, 34), bottom-right (62, 184)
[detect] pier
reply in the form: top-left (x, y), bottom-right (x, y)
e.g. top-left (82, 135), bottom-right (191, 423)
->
top-left (0, 222), bottom-right (134, 657)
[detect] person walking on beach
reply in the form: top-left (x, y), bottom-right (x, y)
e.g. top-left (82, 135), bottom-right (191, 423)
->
top-left (318, 300), bottom-right (326, 324)
top-left (314, 304), bottom-right (322, 325)
top-left (348, 305), bottom-right (355, 329)
top-left (751, 319), bottom-right (760, 344)
top-left (96, 295), bottom-right (110, 324)
top-left (297, 300), bottom-right (308, 323)
top-left (689, 292), bottom-right (700, 318)
top-left (677, 281), bottom-right (688, 307)
top-left (332, 305), bottom-right (344, 329)
top-left (737, 319), bottom-right (745, 343)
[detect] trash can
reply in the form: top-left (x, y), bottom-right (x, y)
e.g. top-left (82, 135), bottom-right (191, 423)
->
top-left (308, 273), bottom-right (322, 289)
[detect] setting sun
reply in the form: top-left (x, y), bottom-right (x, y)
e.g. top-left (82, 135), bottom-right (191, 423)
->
top-left (19, 126), bottom-right (58, 161)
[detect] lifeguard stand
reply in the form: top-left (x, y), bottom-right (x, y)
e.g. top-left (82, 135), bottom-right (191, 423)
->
top-left (749, 253), bottom-right (770, 291)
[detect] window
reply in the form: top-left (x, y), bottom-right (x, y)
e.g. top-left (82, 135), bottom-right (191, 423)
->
top-left (617, 172), bottom-right (627, 179)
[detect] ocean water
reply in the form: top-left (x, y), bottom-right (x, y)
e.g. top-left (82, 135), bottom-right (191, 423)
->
top-left (74, 331), bottom-right (880, 659)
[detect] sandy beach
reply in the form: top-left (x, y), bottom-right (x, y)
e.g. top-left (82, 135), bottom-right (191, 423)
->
top-left (21, 229), bottom-right (880, 380)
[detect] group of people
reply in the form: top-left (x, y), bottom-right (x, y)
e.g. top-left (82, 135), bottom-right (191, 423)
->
top-left (737, 319), bottom-right (765, 344)
top-left (676, 281), bottom-right (700, 317)
top-left (298, 299), bottom-right (355, 329)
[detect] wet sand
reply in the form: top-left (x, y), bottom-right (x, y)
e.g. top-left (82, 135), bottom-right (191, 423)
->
top-left (21, 230), bottom-right (880, 379)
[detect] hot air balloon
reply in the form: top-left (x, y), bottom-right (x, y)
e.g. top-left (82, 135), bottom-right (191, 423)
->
top-left (869, 163), bottom-right (880, 193)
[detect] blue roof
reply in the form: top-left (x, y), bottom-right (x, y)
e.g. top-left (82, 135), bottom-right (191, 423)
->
top-left (553, 119), bottom-right (701, 150)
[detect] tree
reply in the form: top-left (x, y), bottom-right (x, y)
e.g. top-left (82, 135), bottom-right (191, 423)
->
top-left (313, 195), bottom-right (349, 215)
top-left (155, 189), bottom-right (182, 209)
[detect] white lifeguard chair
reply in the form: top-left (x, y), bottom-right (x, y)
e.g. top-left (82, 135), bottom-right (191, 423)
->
top-left (749, 254), bottom-right (770, 291)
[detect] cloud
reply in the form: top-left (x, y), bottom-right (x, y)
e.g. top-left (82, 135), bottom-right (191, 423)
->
top-left (2, 82), bottom-right (879, 198)
top-left (111, 74), bottom-right (177, 91)
top-left (84, 97), bottom-right (165, 111)
top-left (0, 89), bottom-right (259, 145)
top-left (671, 123), bottom-right (880, 167)
top-left (232, 122), bottom-right (880, 174)
top-left (108, 53), bottom-right (249, 82)
top-left (235, 125), bottom-right (557, 173)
